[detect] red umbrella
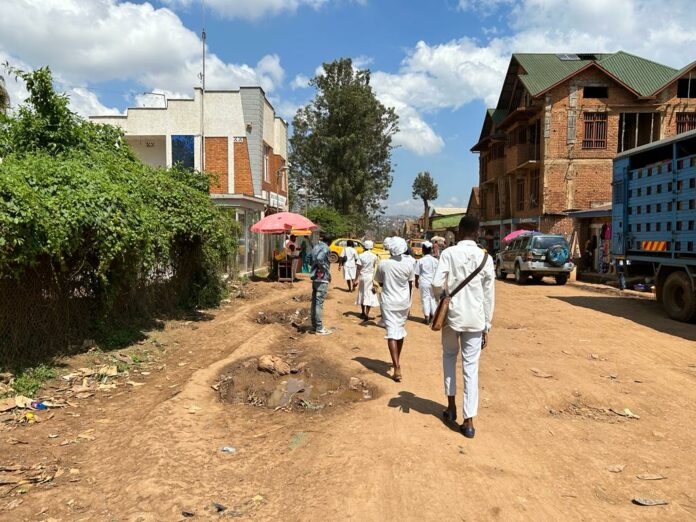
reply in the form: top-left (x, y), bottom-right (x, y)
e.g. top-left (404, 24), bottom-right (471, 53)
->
top-left (250, 212), bottom-right (318, 234)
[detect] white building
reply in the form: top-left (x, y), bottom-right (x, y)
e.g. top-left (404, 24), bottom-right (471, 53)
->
top-left (91, 87), bottom-right (289, 273)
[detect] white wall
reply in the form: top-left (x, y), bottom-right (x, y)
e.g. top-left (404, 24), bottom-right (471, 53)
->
top-left (126, 135), bottom-right (166, 168)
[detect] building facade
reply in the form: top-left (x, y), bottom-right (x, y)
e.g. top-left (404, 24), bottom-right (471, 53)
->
top-left (91, 87), bottom-right (289, 273)
top-left (471, 52), bottom-right (696, 253)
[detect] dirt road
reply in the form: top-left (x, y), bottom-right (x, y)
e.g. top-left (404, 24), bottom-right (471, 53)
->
top-left (2, 267), bottom-right (695, 521)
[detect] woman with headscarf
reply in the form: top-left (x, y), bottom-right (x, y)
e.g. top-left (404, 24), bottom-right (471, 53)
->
top-left (339, 240), bottom-right (360, 292)
top-left (354, 240), bottom-right (380, 320)
top-left (374, 237), bottom-right (416, 382)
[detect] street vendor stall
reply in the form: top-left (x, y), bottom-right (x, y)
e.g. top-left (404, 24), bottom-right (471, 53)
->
top-left (250, 212), bottom-right (318, 281)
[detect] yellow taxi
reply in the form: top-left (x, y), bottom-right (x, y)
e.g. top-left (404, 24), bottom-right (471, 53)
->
top-left (408, 238), bottom-right (427, 259)
top-left (328, 239), bottom-right (389, 263)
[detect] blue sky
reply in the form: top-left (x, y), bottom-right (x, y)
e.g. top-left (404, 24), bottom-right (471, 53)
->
top-left (2, 1), bottom-right (696, 215)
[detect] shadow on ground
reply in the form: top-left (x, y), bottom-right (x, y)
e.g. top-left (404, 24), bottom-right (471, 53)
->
top-left (550, 295), bottom-right (696, 342)
top-left (387, 391), bottom-right (460, 433)
top-left (353, 356), bottom-right (392, 380)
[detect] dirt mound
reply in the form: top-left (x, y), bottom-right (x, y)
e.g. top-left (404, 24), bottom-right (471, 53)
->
top-left (215, 355), bottom-right (374, 412)
top-left (254, 308), bottom-right (310, 329)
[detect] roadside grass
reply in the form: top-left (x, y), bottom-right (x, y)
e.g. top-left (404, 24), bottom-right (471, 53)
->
top-left (11, 364), bottom-right (56, 397)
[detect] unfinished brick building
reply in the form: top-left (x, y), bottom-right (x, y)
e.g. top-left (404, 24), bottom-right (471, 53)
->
top-left (471, 51), bottom-right (696, 251)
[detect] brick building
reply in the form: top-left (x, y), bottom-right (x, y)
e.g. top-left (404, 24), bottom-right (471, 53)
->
top-left (91, 87), bottom-right (288, 273)
top-left (471, 51), bottom-right (696, 253)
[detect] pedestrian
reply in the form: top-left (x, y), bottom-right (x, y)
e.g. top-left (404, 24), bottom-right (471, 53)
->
top-left (415, 241), bottom-right (438, 325)
top-left (308, 231), bottom-right (334, 335)
top-left (339, 240), bottom-right (360, 292)
top-left (354, 240), bottom-right (380, 321)
top-left (300, 238), bottom-right (310, 273)
top-left (374, 237), bottom-right (416, 382)
top-left (285, 234), bottom-right (300, 279)
top-left (433, 216), bottom-right (495, 439)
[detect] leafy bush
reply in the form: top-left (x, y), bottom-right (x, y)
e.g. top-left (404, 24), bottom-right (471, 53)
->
top-left (306, 206), bottom-right (351, 239)
top-left (0, 66), bottom-right (236, 367)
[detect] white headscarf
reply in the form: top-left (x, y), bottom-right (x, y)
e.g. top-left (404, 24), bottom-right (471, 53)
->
top-left (388, 237), bottom-right (408, 257)
top-left (363, 240), bottom-right (374, 250)
top-left (422, 241), bottom-right (433, 249)
top-left (383, 237), bottom-right (393, 251)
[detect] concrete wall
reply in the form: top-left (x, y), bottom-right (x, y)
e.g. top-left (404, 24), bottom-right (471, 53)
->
top-left (240, 88), bottom-right (264, 196)
top-left (126, 135), bottom-right (166, 168)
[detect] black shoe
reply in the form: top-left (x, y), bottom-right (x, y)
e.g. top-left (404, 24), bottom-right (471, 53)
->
top-left (442, 409), bottom-right (457, 423)
top-left (460, 425), bottom-right (475, 438)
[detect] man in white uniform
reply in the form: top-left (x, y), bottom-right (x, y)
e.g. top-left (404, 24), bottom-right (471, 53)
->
top-left (415, 241), bottom-right (438, 325)
top-left (432, 216), bottom-right (495, 438)
top-left (374, 237), bottom-right (416, 382)
top-left (354, 240), bottom-right (380, 321)
top-left (339, 240), bottom-right (360, 292)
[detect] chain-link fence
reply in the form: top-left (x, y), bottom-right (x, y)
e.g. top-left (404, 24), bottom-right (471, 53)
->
top-left (0, 243), bottom-right (230, 369)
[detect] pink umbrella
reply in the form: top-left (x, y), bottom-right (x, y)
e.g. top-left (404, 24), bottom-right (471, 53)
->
top-left (503, 229), bottom-right (539, 243)
top-left (250, 212), bottom-right (318, 234)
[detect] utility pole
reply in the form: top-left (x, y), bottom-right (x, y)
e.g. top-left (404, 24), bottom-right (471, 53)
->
top-left (199, 0), bottom-right (206, 173)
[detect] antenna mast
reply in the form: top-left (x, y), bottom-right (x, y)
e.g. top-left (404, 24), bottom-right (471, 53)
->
top-left (200, 0), bottom-right (206, 172)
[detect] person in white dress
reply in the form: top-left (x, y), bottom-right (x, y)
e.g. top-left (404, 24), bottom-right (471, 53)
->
top-left (415, 241), bottom-right (439, 325)
top-left (354, 240), bottom-right (380, 321)
top-left (374, 237), bottom-right (416, 382)
top-left (339, 240), bottom-right (360, 292)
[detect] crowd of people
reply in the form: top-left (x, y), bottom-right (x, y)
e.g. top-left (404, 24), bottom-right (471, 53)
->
top-left (302, 216), bottom-right (496, 439)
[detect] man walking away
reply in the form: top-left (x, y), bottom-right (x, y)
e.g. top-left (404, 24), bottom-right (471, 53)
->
top-left (308, 232), bottom-right (334, 335)
top-left (374, 237), bottom-right (416, 382)
top-left (433, 216), bottom-right (495, 438)
top-left (415, 241), bottom-right (438, 325)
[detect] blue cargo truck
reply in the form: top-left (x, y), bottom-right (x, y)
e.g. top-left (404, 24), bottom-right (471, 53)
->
top-left (611, 129), bottom-right (696, 322)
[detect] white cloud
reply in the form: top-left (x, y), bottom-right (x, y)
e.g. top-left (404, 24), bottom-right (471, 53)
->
top-left (67, 87), bottom-right (120, 117)
top-left (291, 74), bottom-right (311, 90)
top-left (0, 0), bottom-right (287, 116)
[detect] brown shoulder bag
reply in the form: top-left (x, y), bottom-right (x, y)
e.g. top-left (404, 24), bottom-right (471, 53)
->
top-left (431, 252), bottom-right (489, 332)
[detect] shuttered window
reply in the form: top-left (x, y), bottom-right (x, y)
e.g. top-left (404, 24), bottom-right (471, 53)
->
top-left (582, 112), bottom-right (607, 149)
top-left (677, 113), bottom-right (696, 134)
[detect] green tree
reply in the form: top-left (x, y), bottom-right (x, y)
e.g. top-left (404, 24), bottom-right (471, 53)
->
top-left (412, 171), bottom-right (438, 232)
top-left (290, 58), bottom-right (398, 219)
top-left (306, 206), bottom-right (351, 240)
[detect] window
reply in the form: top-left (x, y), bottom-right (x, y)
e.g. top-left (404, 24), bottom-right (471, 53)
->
top-left (494, 186), bottom-right (501, 215)
top-left (677, 78), bottom-right (696, 98)
top-left (516, 178), bottom-right (525, 211)
top-left (171, 135), bottom-right (195, 170)
top-left (583, 112), bottom-right (607, 149)
top-left (263, 145), bottom-right (270, 182)
top-left (583, 86), bottom-right (608, 98)
top-left (529, 169), bottom-right (540, 208)
top-left (677, 113), bottom-right (696, 134)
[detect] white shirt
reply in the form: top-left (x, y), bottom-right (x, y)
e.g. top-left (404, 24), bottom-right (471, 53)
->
top-left (340, 246), bottom-right (359, 268)
top-left (284, 239), bottom-right (299, 258)
top-left (433, 240), bottom-right (495, 332)
top-left (415, 254), bottom-right (438, 284)
top-left (357, 250), bottom-right (378, 277)
top-left (375, 255), bottom-right (416, 311)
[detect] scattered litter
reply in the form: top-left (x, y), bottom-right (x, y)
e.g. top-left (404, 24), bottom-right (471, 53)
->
top-left (289, 431), bottom-right (308, 450)
top-left (181, 509), bottom-right (195, 517)
top-left (530, 368), bottom-right (553, 378)
top-left (632, 498), bottom-right (668, 506)
top-left (114, 353), bottom-right (134, 365)
top-left (187, 405), bottom-right (202, 414)
top-left (126, 381), bottom-right (145, 387)
top-left (607, 465), bottom-right (625, 473)
top-left (610, 408), bottom-right (640, 419)
top-left (97, 365), bottom-right (118, 377)
top-left (48, 434), bottom-right (59, 439)
top-left (213, 502), bottom-right (227, 513)
top-left (14, 396), bottom-right (34, 409)
top-left (221, 446), bottom-right (237, 453)
top-left (637, 473), bottom-right (666, 481)
top-left (31, 401), bottom-right (48, 410)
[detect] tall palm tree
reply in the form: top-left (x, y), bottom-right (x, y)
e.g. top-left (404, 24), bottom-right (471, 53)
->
top-left (0, 76), bottom-right (9, 114)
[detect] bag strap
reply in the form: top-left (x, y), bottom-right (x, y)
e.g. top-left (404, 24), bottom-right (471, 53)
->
top-left (447, 252), bottom-right (489, 299)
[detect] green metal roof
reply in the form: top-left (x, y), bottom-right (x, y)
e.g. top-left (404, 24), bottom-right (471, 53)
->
top-left (596, 52), bottom-right (676, 96)
top-left (487, 108), bottom-right (508, 125)
top-left (431, 214), bottom-right (465, 230)
top-left (513, 52), bottom-right (677, 97)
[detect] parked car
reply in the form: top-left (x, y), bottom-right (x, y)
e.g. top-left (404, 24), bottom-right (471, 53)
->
top-left (328, 239), bottom-right (389, 263)
top-left (408, 238), bottom-right (426, 259)
top-left (496, 233), bottom-right (574, 285)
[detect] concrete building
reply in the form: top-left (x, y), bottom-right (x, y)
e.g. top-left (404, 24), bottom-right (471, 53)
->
top-left (471, 51), bottom-right (696, 253)
top-left (91, 87), bottom-right (289, 273)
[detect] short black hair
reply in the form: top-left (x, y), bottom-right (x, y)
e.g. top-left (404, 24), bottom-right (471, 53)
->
top-left (458, 215), bottom-right (480, 236)
top-left (347, 240), bottom-right (354, 247)
top-left (422, 245), bottom-right (432, 255)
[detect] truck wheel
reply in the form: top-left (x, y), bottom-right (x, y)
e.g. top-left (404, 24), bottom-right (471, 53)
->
top-left (662, 271), bottom-right (696, 322)
top-left (514, 264), bottom-right (528, 285)
top-left (329, 252), bottom-right (339, 264)
top-left (555, 274), bottom-right (569, 285)
top-left (496, 263), bottom-right (507, 280)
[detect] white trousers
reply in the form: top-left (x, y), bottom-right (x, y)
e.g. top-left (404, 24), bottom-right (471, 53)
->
top-left (442, 327), bottom-right (482, 419)
top-left (419, 282), bottom-right (437, 318)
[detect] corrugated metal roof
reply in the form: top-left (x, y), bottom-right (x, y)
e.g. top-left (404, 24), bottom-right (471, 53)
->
top-left (513, 54), bottom-right (602, 96)
top-left (431, 207), bottom-right (467, 216)
top-left (431, 214), bottom-right (465, 230)
top-left (597, 52), bottom-right (676, 96)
